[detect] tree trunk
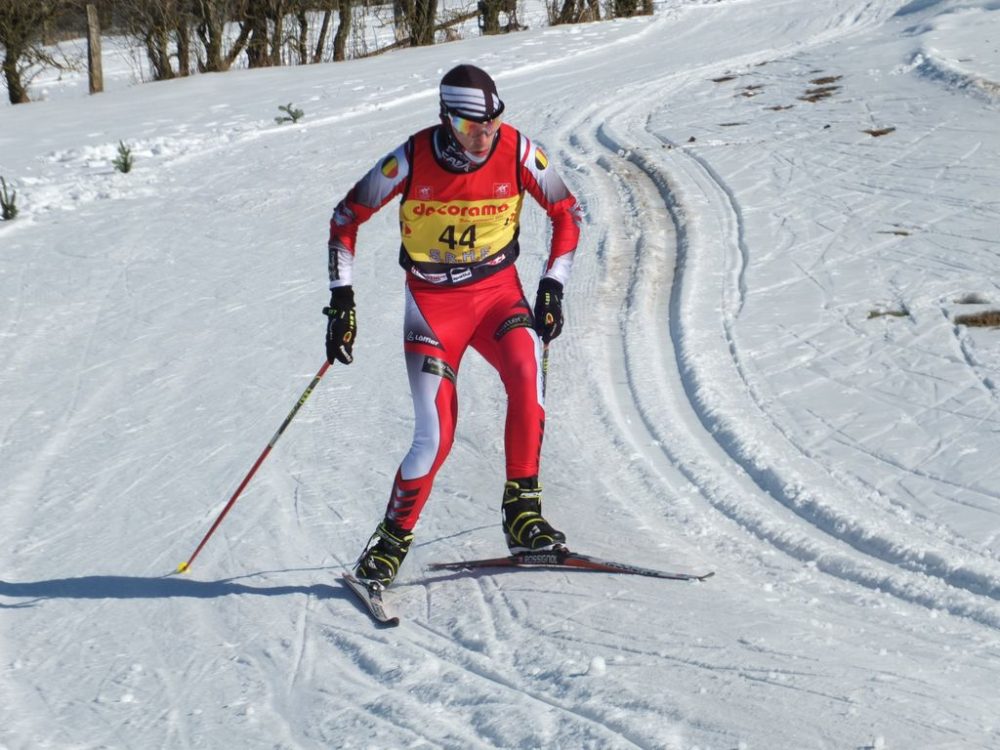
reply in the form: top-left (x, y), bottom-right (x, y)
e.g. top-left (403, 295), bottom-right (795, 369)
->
top-left (392, 0), bottom-right (407, 42)
top-left (479, 0), bottom-right (501, 34)
top-left (332, 0), bottom-right (351, 61)
top-left (224, 23), bottom-right (253, 69)
top-left (246, 8), bottom-right (271, 68)
top-left (2, 49), bottom-right (29, 104)
top-left (176, 18), bottom-right (191, 76)
top-left (270, 9), bottom-right (284, 66)
top-left (144, 27), bottom-right (175, 80)
top-left (313, 9), bottom-right (332, 62)
top-left (295, 11), bottom-right (308, 64)
top-left (409, 0), bottom-right (436, 46)
top-left (195, 0), bottom-right (225, 72)
top-left (503, 0), bottom-right (521, 31)
top-left (86, 4), bottom-right (103, 94)
top-left (612, 0), bottom-right (640, 18)
top-left (557, 0), bottom-right (577, 24)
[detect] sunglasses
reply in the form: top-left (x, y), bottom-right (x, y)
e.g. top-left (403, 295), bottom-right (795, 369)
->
top-left (449, 113), bottom-right (502, 138)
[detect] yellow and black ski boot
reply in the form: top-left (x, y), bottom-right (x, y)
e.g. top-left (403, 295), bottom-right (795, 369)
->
top-left (501, 477), bottom-right (566, 554)
top-left (354, 518), bottom-right (413, 587)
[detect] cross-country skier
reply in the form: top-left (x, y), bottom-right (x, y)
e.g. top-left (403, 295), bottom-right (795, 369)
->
top-left (324, 64), bottom-right (582, 588)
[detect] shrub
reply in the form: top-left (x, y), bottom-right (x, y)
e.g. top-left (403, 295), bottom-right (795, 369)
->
top-left (275, 103), bottom-right (304, 124)
top-left (1, 176), bottom-right (18, 221)
top-left (113, 141), bottom-right (134, 173)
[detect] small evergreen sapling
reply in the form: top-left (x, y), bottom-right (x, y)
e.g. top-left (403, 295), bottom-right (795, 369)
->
top-left (113, 141), bottom-right (134, 173)
top-left (275, 103), bottom-right (304, 124)
top-left (1, 176), bottom-right (17, 221)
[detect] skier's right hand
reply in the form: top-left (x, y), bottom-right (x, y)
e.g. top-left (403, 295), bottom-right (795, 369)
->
top-left (324, 286), bottom-right (357, 364)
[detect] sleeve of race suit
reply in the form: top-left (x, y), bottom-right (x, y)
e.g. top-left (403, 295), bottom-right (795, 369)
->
top-left (518, 134), bottom-right (582, 288)
top-left (328, 141), bottom-right (411, 289)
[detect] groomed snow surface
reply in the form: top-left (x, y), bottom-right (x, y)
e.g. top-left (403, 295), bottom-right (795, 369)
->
top-left (3, 1), bottom-right (1000, 748)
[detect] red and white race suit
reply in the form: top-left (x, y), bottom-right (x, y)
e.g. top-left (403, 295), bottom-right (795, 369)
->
top-left (328, 123), bottom-right (581, 530)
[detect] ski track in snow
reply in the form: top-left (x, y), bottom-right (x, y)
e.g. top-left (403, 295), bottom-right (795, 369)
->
top-left (558, 0), bottom-right (1000, 624)
top-left (596, 117), bottom-right (1000, 625)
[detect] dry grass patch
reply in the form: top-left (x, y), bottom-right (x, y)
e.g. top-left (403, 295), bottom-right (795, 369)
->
top-left (955, 310), bottom-right (1000, 328)
top-left (799, 85), bottom-right (840, 102)
top-left (867, 308), bottom-right (909, 320)
top-left (954, 292), bottom-right (990, 305)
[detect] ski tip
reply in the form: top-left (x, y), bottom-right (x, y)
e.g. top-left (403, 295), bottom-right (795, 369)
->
top-left (176, 561), bottom-right (190, 574)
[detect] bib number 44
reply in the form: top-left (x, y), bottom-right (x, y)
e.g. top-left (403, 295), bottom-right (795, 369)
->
top-left (438, 224), bottom-right (476, 250)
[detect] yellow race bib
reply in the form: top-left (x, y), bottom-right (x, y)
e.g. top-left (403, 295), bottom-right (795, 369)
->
top-left (400, 196), bottom-right (523, 265)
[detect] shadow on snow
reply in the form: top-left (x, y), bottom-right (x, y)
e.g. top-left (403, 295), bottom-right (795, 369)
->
top-left (0, 573), bottom-right (344, 608)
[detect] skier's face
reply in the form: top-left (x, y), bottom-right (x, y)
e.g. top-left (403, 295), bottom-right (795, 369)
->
top-left (448, 113), bottom-right (501, 156)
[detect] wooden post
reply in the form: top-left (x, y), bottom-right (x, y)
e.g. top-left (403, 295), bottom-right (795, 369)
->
top-left (86, 4), bottom-right (103, 95)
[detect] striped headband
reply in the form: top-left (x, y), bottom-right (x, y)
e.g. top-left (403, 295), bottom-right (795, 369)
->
top-left (439, 64), bottom-right (505, 122)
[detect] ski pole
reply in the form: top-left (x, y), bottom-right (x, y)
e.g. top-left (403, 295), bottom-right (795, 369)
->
top-left (541, 342), bottom-right (550, 400)
top-left (176, 360), bottom-right (331, 574)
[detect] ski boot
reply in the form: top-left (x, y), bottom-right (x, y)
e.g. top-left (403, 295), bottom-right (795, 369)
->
top-left (354, 518), bottom-right (414, 587)
top-left (501, 477), bottom-right (566, 553)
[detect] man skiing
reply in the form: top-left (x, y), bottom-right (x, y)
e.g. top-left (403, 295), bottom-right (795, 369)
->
top-left (324, 63), bottom-right (582, 588)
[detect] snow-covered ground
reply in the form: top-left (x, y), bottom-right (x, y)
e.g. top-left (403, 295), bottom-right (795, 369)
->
top-left (3, 0), bottom-right (1000, 747)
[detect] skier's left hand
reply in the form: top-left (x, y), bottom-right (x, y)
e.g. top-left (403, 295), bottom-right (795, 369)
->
top-left (533, 277), bottom-right (564, 343)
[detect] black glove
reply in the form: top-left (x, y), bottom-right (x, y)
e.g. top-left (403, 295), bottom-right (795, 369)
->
top-left (323, 286), bottom-right (356, 364)
top-left (533, 277), bottom-right (564, 343)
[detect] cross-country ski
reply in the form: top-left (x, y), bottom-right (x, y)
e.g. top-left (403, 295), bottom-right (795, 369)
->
top-left (428, 548), bottom-right (714, 581)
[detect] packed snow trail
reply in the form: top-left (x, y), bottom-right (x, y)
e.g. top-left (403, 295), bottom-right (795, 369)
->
top-left (3, 1), bottom-right (1000, 748)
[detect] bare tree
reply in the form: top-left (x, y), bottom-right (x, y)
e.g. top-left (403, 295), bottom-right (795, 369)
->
top-left (549, 0), bottom-right (599, 24)
top-left (193, 0), bottom-right (251, 72)
top-left (0, 0), bottom-right (72, 104)
top-left (478, 0), bottom-right (521, 34)
top-left (302, 0), bottom-right (354, 63)
top-left (402, 0), bottom-right (436, 46)
top-left (146, 2), bottom-right (178, 78)
top-left (611, 0), bottom-right (648, 19)
top-left (244, 0), bottom-right (271, 66)
top-left (478, 0), bottom-right (500, 34)
top-left (244, 0), bottom-right (294, 67)
top-left (117, 0), bottom-right (204, 80)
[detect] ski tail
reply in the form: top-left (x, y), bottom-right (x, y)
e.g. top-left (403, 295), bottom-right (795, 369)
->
top-left (342, 573), bottom-right (400, 626)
